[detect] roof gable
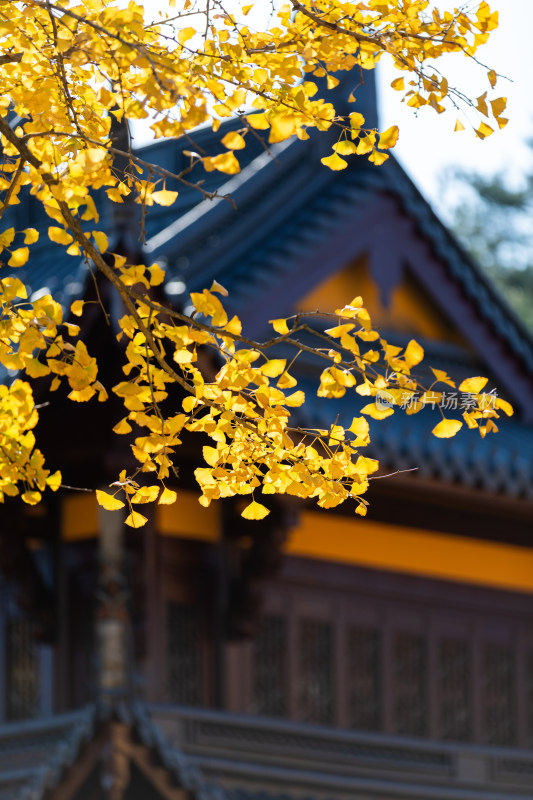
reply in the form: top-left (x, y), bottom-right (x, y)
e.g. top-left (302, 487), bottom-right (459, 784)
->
top-left (149, 140), bottom-right (533, 420)
top-left (296, 257), bottom-right (468, 346)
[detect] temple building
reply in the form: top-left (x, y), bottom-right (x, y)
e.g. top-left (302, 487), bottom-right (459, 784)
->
top-left (1, 73), bottom-right (533, 799)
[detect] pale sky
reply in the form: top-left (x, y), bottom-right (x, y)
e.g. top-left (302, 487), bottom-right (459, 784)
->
top-left (377, 0), bottom-right (533, 217)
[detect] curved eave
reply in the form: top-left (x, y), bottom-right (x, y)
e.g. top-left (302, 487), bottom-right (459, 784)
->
top-left (143, 139), bottom-right (533, 418)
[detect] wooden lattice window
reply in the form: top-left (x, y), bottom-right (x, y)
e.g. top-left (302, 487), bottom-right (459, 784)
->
top-left (252, 615), bottom-right (287, 717)
top-left (6, 617), bottom-right (39, 721)
top-left (482, 643), bottom-right (515, 746)
top-left (297, 619), bottom-right (334, 725)
top-left (438, 638), bottom-right (471, 741)
top-left (347, 626), bottom-right (381, 731)
top-left (166, 603), bottom-right (202, 706)
top-left (232, 561), bottom-right (533, 747)
top-left (393, 632), bottom-right (427, 737)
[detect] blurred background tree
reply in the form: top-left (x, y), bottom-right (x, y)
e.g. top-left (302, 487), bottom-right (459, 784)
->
top-left (442, 145), bottom-right (533, 331)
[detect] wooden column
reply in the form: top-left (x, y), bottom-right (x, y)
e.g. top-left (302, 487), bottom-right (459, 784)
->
top-left (97, 505), bottom-right (129, 698)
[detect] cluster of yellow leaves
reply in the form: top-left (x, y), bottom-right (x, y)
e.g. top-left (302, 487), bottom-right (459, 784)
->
top-left (0, 248), bottom-right (105, 401)
top-left (0, 1), bottom-right (510, 518)
top-left (0, 379), bottom-right (60, 505)
top-left (0, 0), bottom-right (503, 216)
top-left (80, 272), bottom-right (511, 526)
top-left (0, 241), bottom-right (109, 500)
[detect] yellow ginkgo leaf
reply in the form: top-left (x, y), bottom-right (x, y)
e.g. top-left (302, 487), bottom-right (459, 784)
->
top-left (71, 300), bottom-right (84, 317)
top-left (210, 280), bottom-right (229, 296)
top-left (349, 111), bottom-right (365, 128)
top-left (432, 418), bottom-right (462, 438)
top-left (8, 247), bottom-right (29, 267)
top-left (113, 418), bottom-right (132, 434)
top-left (246, 113), bottom-right (269, 130)
top-left (125, 510), bottom-right (148, 528)
top-left (328, 424), bottom-right (345, 445)
top-left (225, 315), bottom-right (241, 335)
top-left (149, 264), bottom-right (165, 285)
top-left (269, 318), bottom-right (289, 335)
top-left (79, 148), bottom-right (106, 170)
top-left (69, 386), bottom-right (96, 402)
top-left (221, 131), bottom-right (246, 150)
top-left (130, 485), bottom-right (159, 504)
top-left (22, 490), bottom-right (41, 505)
top-left (361, 402), bottom-right (394, 420)
top-left (269, 116), bottom-right (297, 143)
top-left (490, 97), bottom-right (506, 118)
top-left (463, 411), bottom-right (479, 429)
top-left (378, 125), bottom-right (399, 149)
top-left (46, 471), bottom-right (62, 491)
top-left (183, 396), bottom-right (197, 413)
top-left (178, 27), bottom-right (196, 44)
top-left (241, 500), bottom-right (270, 520)
top-left (454, 118), bottom-right (465, 132)
top-left (261, 359), bottom-right (286, 378)
top-left (333, 140), bottom-right (357, 155)
top-left (46, 470), bottom-right (61, 492)
top-left (92, 230), bottom-right (108, 252)
top-left (430, 368), bottom-right (456, 388)
top-left (151, 189), bottom-right (178, 206)
top-left (495, 397), bottom-right (513, 416)
top-left (96, 489), bottom-right (125, 510)
top-left (48, 226), bottom-right (73, 245)
top-left (0, 228), bottom-right (15, 248)
top-left (458, 376), bottom-right (488, 393)
top-left (25, 358), bottom-right (51, 378)
top-left (349, 416), bottom-right (370, 439)
top-left (277, 371), bottom-right (297, 389)
top-left (404, 339), bottom-right (424, 367)
top-left (368, 150), bottom-right (389, 165)
top-left (285, 390), bottom-right (305, 407)
top-left (475, 122), bottom-right (493, 140)
top-left (203, 446), bottom-right (219, 466)
top-left (203, 151), bottom-right (240, 174)
top-left (321, 152), bottom-right (348, 171)
top-left (23, 228), bottom-right (39, 244)
top-left (159, 487), bottom-right (177, 505)
top-left (356, 136), bottom-right (374, 155)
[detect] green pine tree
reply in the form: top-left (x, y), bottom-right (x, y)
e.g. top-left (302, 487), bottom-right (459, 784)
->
top-left (441, 155), bottom-right (533, 331)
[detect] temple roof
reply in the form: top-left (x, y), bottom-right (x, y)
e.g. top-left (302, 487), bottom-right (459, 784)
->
top-left (3, 71), bottom-right (533, 500)
top-left (144, 132), bottom-right (533, 411)
top-left (0, 707), bottom-right (94, 800)
top-left (4, 702), bottom-right (533, 800)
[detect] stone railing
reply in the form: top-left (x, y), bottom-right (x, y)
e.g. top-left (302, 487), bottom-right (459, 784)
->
top-left (147, 704), bottom-right (533, 800)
